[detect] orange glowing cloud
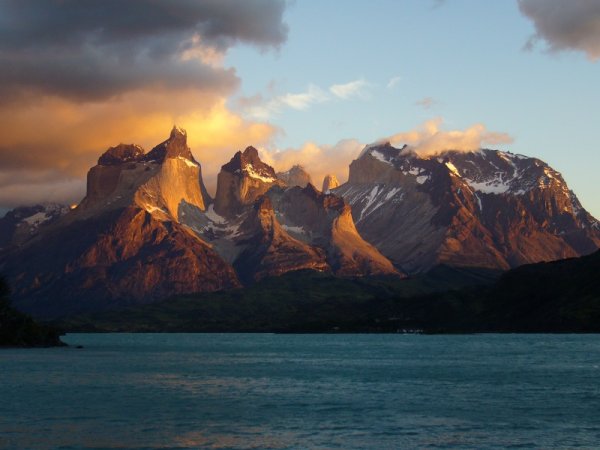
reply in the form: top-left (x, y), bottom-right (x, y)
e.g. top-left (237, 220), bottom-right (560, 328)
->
top-left (259, 139), bottom-right (364, 189)
top-left (0, 91), bottom-right (277, 207)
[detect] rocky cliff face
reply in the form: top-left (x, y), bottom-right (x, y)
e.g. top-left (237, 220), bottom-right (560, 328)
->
top-left (3, 207), bottom-right (239, 318)
top-left (277, 165), bottom-right (312, 188)
top-left (232, 195), bottom-right (330, 283)
top-left (322, 174), bottom-right (340, 193)
top-left (214, 146), bottom-right (285, 217)
top-left (78, 126), bottom-right (210, 221)
top-left (191, 154), bottom-right (401, 282)
top-left (335, 143), bottom-right (600, 273)
top-left (268, 185), bottom-right (398, 277)
top-left (1, 129), bottom-right (403, 318)
top-left (1, 127), bottom-right (240, 318)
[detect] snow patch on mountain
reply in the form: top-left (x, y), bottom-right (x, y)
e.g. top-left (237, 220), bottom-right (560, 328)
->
top-left (244, 164), bottom-right (276, 183)
top-left (354, 185), bottom-right (405, 222)
top-left (205, 204), bottom-right (227, 224)
top-left (23, 212), bottom-right (51, 227)
top-left (177, 156), bottom-right (198, 168)
top-left (282, 224), bottom-right (306, 234)
top-left (465, 176), bottom-right (512, 194)
top-left (370, 150), bottom-right (392, 165)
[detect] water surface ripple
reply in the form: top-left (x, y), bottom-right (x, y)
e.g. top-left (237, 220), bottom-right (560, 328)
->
top-left (1, 333), bottom-right (599, 449)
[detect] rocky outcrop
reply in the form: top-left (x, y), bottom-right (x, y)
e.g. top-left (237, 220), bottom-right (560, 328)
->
top-left (142, 126), bottom-right (196, 163)
top-left (268, 184), bottom-right (399, 277)
top-left (335, 143), bottom-right (600, 273)
top-left (277, 165), bottom-right (312, 188)
top-left (202, 152), bottom-right (401, 281)
top-left (0, 127), bottom-right (240, 319)
top-left (98, 143), bottom-right (144, 166)
top-left (322, 174), bottom-right (340, 193)
top-left (77, 125), bottom-right (211, 221)
top-left (3, 207), bottom-right (240, 319)
top-left (233, 196), bottom-right (329, 283)
top-left (214, 146), bottom-right (285, 217)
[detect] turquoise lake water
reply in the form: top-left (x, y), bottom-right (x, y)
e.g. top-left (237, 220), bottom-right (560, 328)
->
top-left (1, 333), bottom-right (600, 449)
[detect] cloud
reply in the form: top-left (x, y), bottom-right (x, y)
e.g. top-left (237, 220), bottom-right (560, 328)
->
top-left (0, 0), bottom-right (288, 208)
top-left (330, 79), bottom-right (370, 99)
top-left (518, 0), bottom-right (600, 61)
top-left (258, 119), bottom-right (514, 190)
top-left (386, 118), bottom-right (513, 156)
top-left (242, 79), bottom-right (372, 120)
top-left (415, 97), bottom-right (437, 109)
top-left (386, 76), bottom-right (402, 89)
top-left (259, 139), bottom-right (365, 188)
top-left (0, 171), bottom-right (85, 210)
top-left (279, 85), bottom-right (329, 109)
top-left (0, 92), bottom-right (277, 204)
top-left (0, 0), bottom-right (288, 101)
top-left (242, 84), bottom-right (329, 120)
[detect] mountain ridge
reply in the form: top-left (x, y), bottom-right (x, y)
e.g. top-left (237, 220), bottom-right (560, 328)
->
top-left (0, 128), bottom-right (400, 318)
top-left (335, 143), bottom-right (600, 273)
top-left (1, 129), bottom-right (598, 319)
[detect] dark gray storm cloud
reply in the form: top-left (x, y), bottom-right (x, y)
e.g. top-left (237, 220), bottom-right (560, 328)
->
top-left (0, 0), bottom-right (288, 101)
top-left (518, 0), bottom-right (600, 61)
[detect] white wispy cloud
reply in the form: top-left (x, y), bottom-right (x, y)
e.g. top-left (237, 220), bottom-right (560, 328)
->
top-left (242, 78), bottom-right (372, 119)
top-left (386, 76), bottom-right (401, 89)
top-left (329, 79), bottom-right (370, 99)
top-left (243, 84), bottom-right (328, 119)
top-left (279, 84), bottom-right (329, 110)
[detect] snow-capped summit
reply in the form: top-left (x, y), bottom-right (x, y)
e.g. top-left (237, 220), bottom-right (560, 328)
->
top-left (214, 146), bottom-right (284, 217)
top-left (335, 142), bottom-right (600, 273)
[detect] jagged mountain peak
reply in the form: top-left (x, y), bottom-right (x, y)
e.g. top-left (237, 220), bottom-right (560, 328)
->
top-left (222, 146), bottom-right (277, 181)
top-left (215, 145), bottom-right (283, 217)
top-left (77, 127), bottom-right (210, 219)
top-left (170, 125), bottom-right (187, 138)
top-left (338, 143), bottom-right (600, 273)
top-left (322, 174), bottom-right (340, 193)
top-left (354, 143), bottom-right (569, 198)
top-left (143, 125), bottom-right (197, 164)
top-left (277, 164), bottom-right (312, 187)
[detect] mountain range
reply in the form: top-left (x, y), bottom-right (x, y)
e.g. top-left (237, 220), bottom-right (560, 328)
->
top-left (1, 126), bottom-right (598, 319)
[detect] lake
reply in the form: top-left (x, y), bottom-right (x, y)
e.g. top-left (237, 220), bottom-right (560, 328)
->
top-left (1, 333), bottom-right (599, 449)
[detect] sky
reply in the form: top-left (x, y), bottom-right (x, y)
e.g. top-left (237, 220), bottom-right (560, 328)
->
top-left (0, 0), bottom-right (599, 218)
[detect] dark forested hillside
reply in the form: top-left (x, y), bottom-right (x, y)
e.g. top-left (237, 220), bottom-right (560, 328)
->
top-left (0, 277), bottom-right (64, 347)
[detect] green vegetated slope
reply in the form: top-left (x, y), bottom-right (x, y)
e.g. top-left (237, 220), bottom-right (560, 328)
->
top-left (56, 266), bottom-right (501, 333)
top-left (54, 250), bottom-right (600, 333)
